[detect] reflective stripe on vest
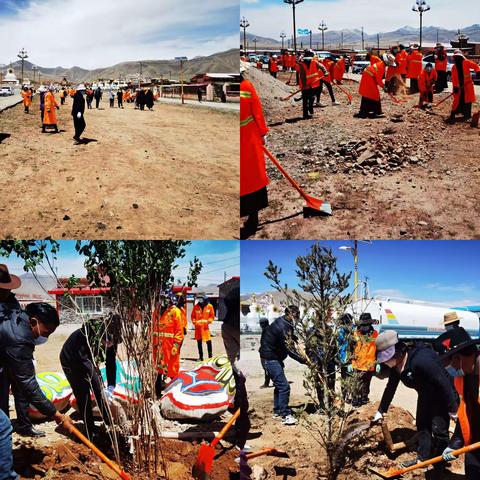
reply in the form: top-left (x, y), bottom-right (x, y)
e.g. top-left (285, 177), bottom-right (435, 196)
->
top-left (240, 115), bottom-right (254, 127)
top-left (240, 91), bottom-right (252, 99)
top-left (153, 332), bottom-right (175, 338)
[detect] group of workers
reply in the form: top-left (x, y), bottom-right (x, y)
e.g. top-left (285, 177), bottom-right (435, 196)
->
top-left (19, 83), bottom-right (161, 145)
top-left (0, 263), bottom-right (218, 479)
top-left (258, 303), bottom-right (480, 478)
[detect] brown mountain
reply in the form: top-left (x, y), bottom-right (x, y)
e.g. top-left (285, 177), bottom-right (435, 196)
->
top-left (2, 49), bottom-right (238, 83)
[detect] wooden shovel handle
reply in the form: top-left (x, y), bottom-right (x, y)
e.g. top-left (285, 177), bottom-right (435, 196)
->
top-left (65, 418), bottom-right (131, 480)
top-left (246, 448), bottom-right (278, 460)
top-left (211, 408), bottom-right (241, 447)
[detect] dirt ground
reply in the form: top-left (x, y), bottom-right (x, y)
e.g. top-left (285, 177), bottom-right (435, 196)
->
top-left (0, 95), bottom-right (238, 239)
top-left (11, 323), bottom-right (239, 479)
top-left (244, 67), bottom-right (480, 240)
top-left (239, 335), bottom-right (465, 480)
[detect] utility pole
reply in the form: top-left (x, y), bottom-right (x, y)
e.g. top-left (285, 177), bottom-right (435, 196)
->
top-left (412, 0), bottom-right (431, 48)
top-left (240, 16), bottom-right (250, 52)
top-left (17, 48), bottom-right (28, 86)
top-left (377, 33), bottom-right (380, 52)
top-left (341, 31), bottom-right (344, 49)
top-left (32, 65), bottom-right (38, 84)
top-left (284, 0), bottom-right (304, 55)
top-left (361, 26), bottom-right (365, 50)
top-left (280, 31), bottom-right (286, 50)
top-left (38, 71), bottom-right (41, 85)
top-left (253, 38), bottom-right (257, 53)
top-left (309, 30), bottom-right (312, 49)
top-left (318, 20), bottom-right (327, 50)
top-left (436, 28), bottom-right (439, 44)
top-left (175, 57), bottom-right (188, 105)
top-left (139, 62), bottom-right (144, 88)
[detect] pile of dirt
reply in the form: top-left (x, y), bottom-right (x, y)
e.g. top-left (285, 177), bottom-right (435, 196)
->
top-left (14, 436), bottom-right (239, 480)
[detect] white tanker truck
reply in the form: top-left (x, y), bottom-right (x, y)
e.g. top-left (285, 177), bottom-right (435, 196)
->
top-left (346, 296), bottom-right (480, 341)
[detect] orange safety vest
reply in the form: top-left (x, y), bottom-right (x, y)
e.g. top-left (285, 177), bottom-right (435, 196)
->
top-left (397, 50), bottom-right (408, 75)
top-left (43, 91), bottom-right (58, 125)
top-left (334, 57), bottom-right (346, 82)
top-left (322, 58), bottom-right (334, 83)
top-left (191, 303), bottom-right (215, 342)
top-left (152, 305), bottom-right (184, 378)
top-left (407, 50), bottom-right (424, 79)
top-left (418, 68), bottom-right (438, 93)
top-left (298, 61), bottom-right (320, 90)
top-left (359, 61), bottom-right (385, 101)
top-left (269, 58), bottom-right (278, 73)
top-left (240, 79), bottom-right (269, 197)
top-left (435, 53), bottom-right (448, 72)
top-left (21, 90), bottom-right (32, 107)
top-left (352, 329), bottom-right (379, 371)
top-left (370, 55), bottom-right (381, 65)
top-left (452, 59), bottom-right (480, 110)
top-left (454, 374), bottom-right (480, 446)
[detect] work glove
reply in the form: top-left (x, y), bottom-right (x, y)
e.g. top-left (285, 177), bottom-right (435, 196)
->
top-left (453, 87), bottom-right (460, 94)
top-left (347, 364), bottom-right (354, 373)
top-left (372, 411), bottom-right (383, 423)
top-left (375, 364), bottom-right (381, 374)
top-left (77, 112), bottom-right (82, 119)
top-left (449, 411), bottom-right (458, 421)
top-left (442, 447), bottom-right (457, 462)
top-left (171, 346), bottom-right (178, 356)
top-left (56, 105), bottom-right (60, 110)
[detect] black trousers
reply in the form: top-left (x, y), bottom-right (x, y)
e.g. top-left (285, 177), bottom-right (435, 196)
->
top-left (117, 99), bottom-right (123, 108)
top-left (62, 365), bottom-right (110, 440)
top-left (302, 88), bottom-right (314, 118)
top-left (435, 70), bottom-right (448, 93)
top-left (24, 106), bottom-right (29, 113)
top-left (410, 78), bottom-right (419, 94)
top-left (95, 98), bottom-right (100, 108)
top-left (232, 369), bottom-right (250, 449)
top-left (0, 370), bottom-right (32, 432)
top-left (109, 99), bottom-right (114, 108)
top-left (86, 99), bottom-right (93, 109)
top-left (352, 370), bottom-right (373, 405)
top-left (73, 116), bottom-right (86, 139)
top-left (415, 394), bottom-right (450, 461)
top-left (317, 80), bottom-right (335, 103)
top-left (466, 449), bottom-right (480, 480)
top-left (61, 97), bottom-right (65, 105)
top-left (359, 96), bottom-right (382, 116)
top-left (197, 340), bottom-right (212, 360)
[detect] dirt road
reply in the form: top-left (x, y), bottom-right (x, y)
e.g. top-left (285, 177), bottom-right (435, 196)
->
top-left (239, 335), bottom-right (464, 479)
top-left (245, 68), bottom-right (480, 240)
top-left (0, 95), bottom-right (238, 239)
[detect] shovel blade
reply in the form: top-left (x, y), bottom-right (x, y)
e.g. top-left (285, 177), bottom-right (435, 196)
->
top-left (303, 197), bottom-right (332, 216)
top-left (192, 444), bottom-right (215, 480)
top-left (368, 466), bottom-right (399, 479)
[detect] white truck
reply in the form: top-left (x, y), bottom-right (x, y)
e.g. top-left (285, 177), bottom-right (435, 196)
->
top-left (346, 296), bottom-right (480, 341)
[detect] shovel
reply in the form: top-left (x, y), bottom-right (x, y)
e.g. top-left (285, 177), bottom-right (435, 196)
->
top-left (333, 83), bottom-right (353, 104)
top-left (433, 92), bottom-right (454, 108)
top-left (235, 448), bottom-right (289, 463)
top-left (280, 89), bottom-right (301, 101)
top-left (262, 146), bottom-right (332, 216)
top-left (65, 418), bottom-right (131, 480)
top-left (369, 440), bottom-right (480, 479)
top-left (192, 408), bottom-right (241, 480)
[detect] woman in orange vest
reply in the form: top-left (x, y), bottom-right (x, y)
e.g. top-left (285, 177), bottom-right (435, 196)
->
top-left (418, 63), bottom-right (438, 108)
top-left (406, 44), bottom-right (423, 94)
top-left (317, 57), bottom-right (338, 106)
top-left (348, 313), bottom-right (379, 407)
top-left (438, 328), bottom-right (480, 479)
top-left (354, 54), bottom-right (390, 118)
top-left (42, 86), bottom-right (59, 133)
top-left (434, 43), bottom-right (449, 93)
top-left (191, 295), bottom-right (215, 361)
top-left (152, 295), bottom-right (184, 397)
top-left (240, 64), bottom-right (269, 239)
top-left (447, 50), bottom-right (480, 123)
top-left (21, 86), bottom-right (32, 114)
top-left (268, 55), bottom-right (279, 78)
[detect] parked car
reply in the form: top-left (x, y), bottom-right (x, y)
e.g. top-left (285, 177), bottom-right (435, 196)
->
top-left (0, 86), bottom-right (14, 96)
top-left (351, 54), bottom-right (370, 74)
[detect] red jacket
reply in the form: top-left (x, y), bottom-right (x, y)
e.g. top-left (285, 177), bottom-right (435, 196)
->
top-left (407, 50), bottom-right (423, 79)
top-left (359, 61), bottom-right (385, 101)
top-left (452, 59), bottom-right (480, 110)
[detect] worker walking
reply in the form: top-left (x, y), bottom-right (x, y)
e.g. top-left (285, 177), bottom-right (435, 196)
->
top-left (60, 318), bottom-right (116, 443)
top-left (437, 328), bottom-right (480, 479)
top-left (191, 295), bottom-right (215, 361)
top-left (418, 63), bottom-right (438, 109)
top-left (317, 56), bottom-right (338, 106)
top-left (86, 87), bottom-right (94, 109)
top-left (117, 90), bottom-right (123, 109)
top-left (42, 85), bottom-right (59, 133)
top-left (268, 54), bottom-right (278, 78)
top-left (446, 50), bottom-right (480, 124)
top-left (94, 86), bottom-right (102, 109)
top-left (407, 44), bottom-right (423, 94)
top-left (152, 295), bottom-right (184, 397)
top-left (259, 306), bottom-right (305, 426)
top-left (349, 313), bottom-right (378, 407)
top-left (72, 84), bottom-right (86, 144)
top-left (21, 86), bottom-right (32, 114)
top-left (373, 330), bottom-right (458, 470)
top-left (354, 54), bottom-right (392, 119)
top-left (240, 63), bottom-right (269, 239)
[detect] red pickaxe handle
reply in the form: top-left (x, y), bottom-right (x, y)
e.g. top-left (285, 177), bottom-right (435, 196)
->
top-left (281, 89), bottom-right (301, 101)
top-left (433, 92), bottom-right (454, 108)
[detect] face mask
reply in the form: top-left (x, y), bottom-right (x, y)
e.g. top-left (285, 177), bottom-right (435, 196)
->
top-left (446, 366), bottom-right (464, 378)
top-left (33, 322), bottom-right (48, 346)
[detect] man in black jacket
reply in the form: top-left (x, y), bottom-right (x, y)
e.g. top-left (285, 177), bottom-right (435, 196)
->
top-left (373, 330), bottom-right (458, 469)
top-left (259, 305), bottom-right (305, 426)
top-left (72, 84), bottom-right (86, 144)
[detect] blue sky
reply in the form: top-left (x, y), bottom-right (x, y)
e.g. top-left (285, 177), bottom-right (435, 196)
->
top-left (0, 0), bottom-right (238, 69)
top-left (241, 0), bottom-right (479, 39)
top-left (2, 241), bottom-right (240, 287)
top-left (240, 241), bottom-right (480, 307)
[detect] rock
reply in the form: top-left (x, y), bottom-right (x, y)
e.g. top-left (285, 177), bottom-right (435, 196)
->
top-left (96, 222), bottom-right (107, 230)
top-left (400, 229), bottom-right (407, 236)
top-left (417, 221), bottom-right (428, 226)
top-left (63, 215), bottom-right (70, 221)
top-left (409, 156), bottom-right (420, 164)
top-left (252, 465), bottom-right (268, 480)
top-left (132, 203), bottom-right (139, 209)
top-left (357, 149), bottom-right (376, 165)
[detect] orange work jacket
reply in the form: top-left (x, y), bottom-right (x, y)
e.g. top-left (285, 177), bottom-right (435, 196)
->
top-left (191, 303), bottom-right (215, 342)
top-left (352, 329), bottom-right (379, 372)
top-left (21, 90), bottom-right (32, 107)
top-left (407, 50), bottom-right (424, 79)
top-left (359, 61), bottom-right (385, 101)
top-left (452, 59), bottom-right (480, 110)
top-left (43, 91), bottom-right (58, 125)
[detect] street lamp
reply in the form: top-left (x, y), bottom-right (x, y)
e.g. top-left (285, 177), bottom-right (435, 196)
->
top-left (318, 21), bottom-right (328, 50)
top-left (175, 56), bottom-right (188, 105)
top-left (339, 241), bottom-right (372, 302)
top-left (284, 0), bottom-right (304, 55)
top-left (253, 38), bottom-right (257, 53)
top-left (240, 17), bottom-right (250, 52)
top-left (412, 0), bottom-right (430, 48)
top-left (280, 31), bottom-right (286, 50)
top-left (17, 48), bottom-right (28, 86)
top-left (309, 30), bottom-right (312, 49)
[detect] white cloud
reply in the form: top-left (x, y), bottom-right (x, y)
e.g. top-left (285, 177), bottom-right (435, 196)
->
top-left (0, 0), bottom-right (238, 69)
top-left (241, 0), bottom-right (479, 39)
